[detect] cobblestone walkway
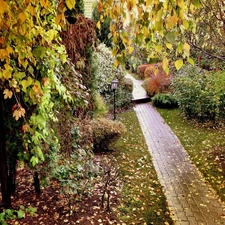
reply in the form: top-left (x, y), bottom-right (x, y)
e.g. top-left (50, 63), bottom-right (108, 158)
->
top-left (128, 73), bottom-right (225, 224)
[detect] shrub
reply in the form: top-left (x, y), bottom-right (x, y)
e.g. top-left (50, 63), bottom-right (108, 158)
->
top-left (90, 118), bottom-right (126, 152)
top-left (92, 92), bottom-right (108, 118)
top-left (152, 93), bottom-right (178, 109)
top-left (137, 64), bottom-right (152, 79)
top-left (142, 70), bottom-right (172, 96)
top-left (90, 43), bottom-right (124, 95)
top-left (172, 65), bottom-right (225, 122)
top-left (144, 62), bottom-right (163, 78)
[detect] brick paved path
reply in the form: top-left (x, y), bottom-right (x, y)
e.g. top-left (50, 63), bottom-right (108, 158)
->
top-left (127, 73), bottom-right (225, 224)
top-left (134, 103), bottom-right (225, 225)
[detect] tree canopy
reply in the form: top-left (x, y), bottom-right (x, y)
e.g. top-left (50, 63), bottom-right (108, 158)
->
top-left (96, 0), bottom-right (203, 71)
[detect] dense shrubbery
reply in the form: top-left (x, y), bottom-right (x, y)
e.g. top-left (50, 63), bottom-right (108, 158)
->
top-left (90, 43), bottom-right (133, 110)
top-left (173, 65), bottom-right (225, 122)
top-left (152, 93), bottom-right (178, 109)
top-left (90, 118), bottom-right (126, 152)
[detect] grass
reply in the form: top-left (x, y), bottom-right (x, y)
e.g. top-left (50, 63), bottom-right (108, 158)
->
top-left (112, 109), bottom-right (174, 225)
top-left (156, 107), bottom-right (225, 202)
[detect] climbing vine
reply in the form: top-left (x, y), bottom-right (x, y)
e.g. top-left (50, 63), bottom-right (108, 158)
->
top-left (0, 0), bottom-right (79, 170)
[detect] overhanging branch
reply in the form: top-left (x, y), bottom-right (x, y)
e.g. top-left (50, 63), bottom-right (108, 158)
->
top-left (188, 42), bottom-right (225, 61)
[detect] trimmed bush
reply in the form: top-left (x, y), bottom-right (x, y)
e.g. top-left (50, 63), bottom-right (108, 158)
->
top-left (142, 70), bottom-right (172, 96)
top-left (144, 62), bottom-right (163, 78)
top-left (137, 64), bottom-right (152, 79)
top-left (152, 93), bottom-right (178, 109)
top-left (90, 118), bottom-right (126, 152)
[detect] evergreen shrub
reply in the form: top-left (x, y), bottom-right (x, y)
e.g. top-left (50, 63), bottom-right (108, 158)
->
top-left (152, 93), bottom-right (178, 109)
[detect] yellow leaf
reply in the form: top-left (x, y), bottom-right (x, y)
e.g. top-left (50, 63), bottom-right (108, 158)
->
top-left (28, 5), bottom-right (36, 16)
top-left (46, 29), bottom-right (55, 42)
top-left (175, 59), bottom-right (183, 70)
top-left (155, 45), bottom-right (162, 52)
top-left (166, 43), bottom-right (172, 49)
top-left (114, 59), bottom-right (119, 67)
top-left (3, 64), bottom-right (12, 80)
top-left (40, 0), bottom-right (49, 9)
top-left (0, 49), bottom-right (8, 60)
top-left (146, 0), bottom-right (152, 8)
top-left (182, 19), bottom-right (189, 29)
top-left (156, 9), bottom-right (163, 21)
top-left (162, 58), bottom-right (168, 71)
top-left (187, 57), bottom-right (195, 66)
top-left (183, 42), bottom-right (190, 57)
top-left (166, 15), bottom-right (179, 29)
top-left (128, 46), bottom-right (134, 54)
top-left (143, 26), bottom-right (149, 37)
top-left (96, 21), bottom-right (101, 30)
top-left (66, 0), bottom-right (75, 10)
top-left (18, 12), bottom-right (27, 24)
top-left (21, 77), bottom-right (34, 92)
top-left (6, 46), bottom-right (13, 55)
top-left (55, 14), bottom-right (62, 25)
top-left (13, 107), bottom-right (26, 121)
top-left (0, 0), bottom-right (9, 15)
top-left (112, 47), bottom-right (117, 57)
top-left (3, 89), bottom-right (13, 99)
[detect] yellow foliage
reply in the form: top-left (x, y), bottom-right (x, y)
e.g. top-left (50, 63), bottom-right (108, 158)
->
top-left (0, 0), bottom-right (9, 15)
top-left (166, 15), bottom-right (179, 29)
top-left (3, 89), bottom-right (13, 99)
top-left (65, 0), bottom-right (76, 10)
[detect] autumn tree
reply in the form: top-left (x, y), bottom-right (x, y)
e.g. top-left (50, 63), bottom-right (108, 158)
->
top-left (186, 0), bottom-right (225, 69)
top-left (96, 0), bottom-right (202, 71)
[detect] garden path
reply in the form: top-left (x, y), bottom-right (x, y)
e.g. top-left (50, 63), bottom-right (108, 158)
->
top-left (127, 72), bottom-right (225, 225)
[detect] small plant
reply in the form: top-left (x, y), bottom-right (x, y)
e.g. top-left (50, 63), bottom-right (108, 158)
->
top-left (92, 92), bottom-right (108, 118)
top-left (152, 93), bottom-right (178, 109)
top-left (0, 206), bottom-right (37, 225)
top-left (100, 157), bottom-right (118, 211)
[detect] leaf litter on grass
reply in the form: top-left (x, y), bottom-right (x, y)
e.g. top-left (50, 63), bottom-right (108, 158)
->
top-left (157, 108), bottom-right (225, 202)
top-left (112, 109), bottom-right (174, 225)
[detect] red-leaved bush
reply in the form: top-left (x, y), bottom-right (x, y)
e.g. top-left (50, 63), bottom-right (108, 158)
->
top-left (143, 67), bottom-right (173, 96)
top-left (137, 64), bottom-right (152, 79)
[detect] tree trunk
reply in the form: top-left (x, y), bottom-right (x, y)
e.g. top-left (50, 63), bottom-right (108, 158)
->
top-left (33, 171), bottom-right (41, 194)
top-left (0, 93), bottom-right (11, 208)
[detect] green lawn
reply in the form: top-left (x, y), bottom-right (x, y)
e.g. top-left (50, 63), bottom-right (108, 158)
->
top-left (157, 107), bottom-right (225, 202)
top-left (113, 109), bottom-right (174, 225)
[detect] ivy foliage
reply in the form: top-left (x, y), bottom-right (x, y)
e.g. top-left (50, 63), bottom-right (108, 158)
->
top-left (0, 0), bottom-right (85, 168)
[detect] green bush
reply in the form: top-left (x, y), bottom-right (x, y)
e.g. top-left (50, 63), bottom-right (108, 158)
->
top-left (152, 93), bottom-right (178, 109)
top-left (90, 118), bottom-right (126, 152)
top-left (173, 65), bottom-right (225, 122)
